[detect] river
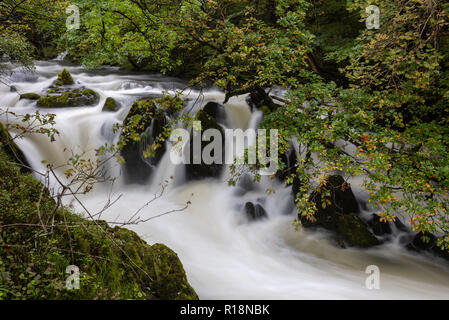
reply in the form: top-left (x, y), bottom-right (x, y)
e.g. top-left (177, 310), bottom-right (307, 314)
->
top-left (2, 60), bottom-right (449, 299)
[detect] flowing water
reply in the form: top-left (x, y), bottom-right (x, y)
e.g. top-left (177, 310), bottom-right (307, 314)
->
top-left (2, 60), bottom-right (449, 299)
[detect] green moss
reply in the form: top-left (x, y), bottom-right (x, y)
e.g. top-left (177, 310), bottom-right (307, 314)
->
top-left (0, 131), bottom-right (198, 300)
top-left (155, 96), bottom-right (184, 115)
top-left (260, 105), bottom-right (271, 115)
top-left (37, 89), bottom-right (99, 108)
top-left (103, 97), bottom-right (118, 112)
top-left (337, 213), bottom-right (381, 248)
top-left (300, 175), bottom-right (380, 248)
top-left (55, 68), bottom-right (74, 86)
top-left (47, 88), bottom-right (63, 94)
top-left (19, 93), bottom-right (41, 100)
top-left (123, 99), bottom-right (158, 133)
top-left (81, 89), bottom-right (97, 97)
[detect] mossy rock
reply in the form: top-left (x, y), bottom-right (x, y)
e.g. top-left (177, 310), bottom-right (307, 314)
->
top-left (102, 97), bottom-right (119, 112)
top-left (0, 144), bottom-right (198, 300)
top-left (148, 243), bottom-right (198, 300)
top-left (406, 232), bottom-right (449, 262)
top-left (119, 96), bottom-right (185, 184)
top-left (37, 88), bottom-right (99, 108)
top-left (54, 68), bottom-right (74, 86)
top-left (120, 98), bottom-right (168, 184)
top-left (155, 96), bottom-right (185, 116)
top-left (124, 99), bottom-right (158, 129)
top-left (19, 93), bottom-right (41, 100)
top-left (337, 213), bottom-right (381, 248)
top-left (301, 175), bottom-right (360, 230)
top-left (300, 175), bottom-right (380, 248)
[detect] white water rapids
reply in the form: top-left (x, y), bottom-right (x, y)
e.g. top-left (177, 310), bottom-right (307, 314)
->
top-left (2, 61), bottom-right (449, 299)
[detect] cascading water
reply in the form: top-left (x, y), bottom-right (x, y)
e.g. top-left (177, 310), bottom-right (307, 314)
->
top-left (2, 60), bottom-right (449, 299)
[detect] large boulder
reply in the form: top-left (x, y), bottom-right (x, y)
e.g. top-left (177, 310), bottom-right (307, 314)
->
top-left (120, 96), bottom-right (183, 184)
top-left (37, 88), bottom-right (99, 108)
top-left (336, 213), bottom-right (381, 248)
top-left (185, 108), bottom-right (225, 182)
top-left (300, 175), bottom-right (380, 248)
top-left (120, 99), bottom-right (168, 184)
top-left (406, 232), bottom-right (449, 262)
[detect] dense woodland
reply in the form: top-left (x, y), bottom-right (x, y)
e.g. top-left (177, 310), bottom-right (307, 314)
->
top-left (1, 0), bottom-right (449, 299)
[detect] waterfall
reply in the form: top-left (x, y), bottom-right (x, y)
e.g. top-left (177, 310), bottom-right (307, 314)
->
top-left (2, 61), bottom-right (449, 299)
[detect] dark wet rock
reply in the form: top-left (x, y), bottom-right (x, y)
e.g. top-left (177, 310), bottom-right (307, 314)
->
top-left (336, 213), bottom-right (381, 248)
top-left (407, 232), bottom-right (436, 251)
top-left (37, 88), bottom-right (99, 108)
top-left (244, 202), bottom-right (268, 221)
top-left (185, 109), bottom-right (225, 182)
top-left (368, 214), bottom-right (392, 236)
top-left (54, 68), bottom-right (74, 86)
top-left (276, 148), bottom-right (298, 182)
top-left (246, 87), bottom-right (280, 112)
top-left (0, 123), bottom-right (30, 173)
top-left (394, 218), bottom-right (409, 233)
top-left (203, 102), bottom-right (228, 125)
top-left (275, 147), bottom-right (300, 199)
top-left (301, 175), bottom-right (360, 229)
top-left (102, 97), bottom-right (119, 112)
top-left (300, 175), bottom-right (380, 248)
top-left (432, 245), bottom-right (449, 261)
top-left (406, 232), bottom-right (449, 261)
top-left (406, 232), bottom-right (449, 260)
top-left (10, 86), bottom-right (17, 93)
top-left (291, 177), bottom-right (302, 201)
top-left (19, 93), bottom-right (41, 100)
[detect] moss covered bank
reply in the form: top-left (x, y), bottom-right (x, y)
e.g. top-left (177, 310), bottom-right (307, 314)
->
top-left (0, 127), bottom-right (198, 300)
